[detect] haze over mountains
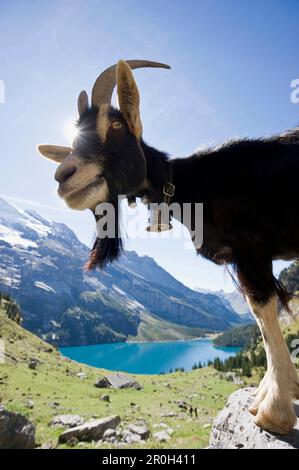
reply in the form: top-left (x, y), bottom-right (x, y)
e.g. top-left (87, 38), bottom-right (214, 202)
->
top-left (195, 287), bottom-right (253, 323)
top-left (0, 198), bottom-right (249, 346)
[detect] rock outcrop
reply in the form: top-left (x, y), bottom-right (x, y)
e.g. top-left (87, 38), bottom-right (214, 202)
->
top-left (0, 406), bottom-right (35, 449)
top-left (58, 415), bottom-right (120, 444)
top-left (209, 388), bottom-right (299, 449)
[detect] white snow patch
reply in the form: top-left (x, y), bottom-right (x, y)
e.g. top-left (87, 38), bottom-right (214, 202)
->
top-left (112, 285), bottom-right (127, 296)
top-left (34, 281), bottom-right (56, 293)
top-left (83, 275), bottom-right (106, 290)
top-left (0, 225), bottom-right (37, 248)
top-left (7, 203), bottom-right (51, 237)
top-left (22, 217), bottom-right (51, 237)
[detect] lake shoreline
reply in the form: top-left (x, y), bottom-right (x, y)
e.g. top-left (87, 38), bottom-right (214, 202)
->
top-left (126, 332), bottom-right (221, 345)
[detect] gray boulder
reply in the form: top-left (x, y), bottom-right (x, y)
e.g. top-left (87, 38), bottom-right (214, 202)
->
top-left (128, 423), bottom-right (150, 440)
top-left (94, 377), bottom-right (111, 388)
top-left (50, 414), bottom-right (84, 428)
top-left (209, 387), bottom-right (299, 449)
top-left (58, 415), bottom-right (120, 444)
top-left (122, 429), bottom-right (141, 444)
top-left (0, 406), bottom-right (35, 449)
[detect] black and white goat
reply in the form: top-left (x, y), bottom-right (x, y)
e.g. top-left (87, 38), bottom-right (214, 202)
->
top-left (38, 60), bottom-right (299, 435)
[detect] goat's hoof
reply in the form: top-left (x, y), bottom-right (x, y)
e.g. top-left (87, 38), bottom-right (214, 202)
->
top-left (252, 388), bottom-right (297, 435)
top-left (254, 409), bottom-right (296, 435)
top-left (250, 366), bottom-right (299, 427)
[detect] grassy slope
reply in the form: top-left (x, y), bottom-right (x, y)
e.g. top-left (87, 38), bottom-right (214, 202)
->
top-left (0, 309), bottom-right (237, 449)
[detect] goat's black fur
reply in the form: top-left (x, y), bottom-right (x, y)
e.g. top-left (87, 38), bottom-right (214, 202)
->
top-left (141, 130), bottom-right (299, 310)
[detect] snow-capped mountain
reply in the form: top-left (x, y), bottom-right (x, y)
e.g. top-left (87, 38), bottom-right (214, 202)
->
top-left (0, 198), bottom-right (247, 346)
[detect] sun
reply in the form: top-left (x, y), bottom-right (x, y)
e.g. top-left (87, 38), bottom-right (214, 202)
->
top-left (63, 119), bottom-right (79, 143)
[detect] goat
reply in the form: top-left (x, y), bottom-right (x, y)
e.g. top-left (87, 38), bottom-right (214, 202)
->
top-left (37, 59), bottom-right (299, 435)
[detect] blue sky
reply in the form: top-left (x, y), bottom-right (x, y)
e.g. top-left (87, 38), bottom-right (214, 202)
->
top-left (0, 0), bottom-right (298, 290)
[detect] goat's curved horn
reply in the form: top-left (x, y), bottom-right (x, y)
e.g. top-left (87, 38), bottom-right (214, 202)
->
top-left (91, 60), bottom-right (171, 107)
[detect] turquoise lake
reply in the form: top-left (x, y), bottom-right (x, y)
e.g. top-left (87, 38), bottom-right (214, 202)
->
top-left (60, 338), bottom-right (240, 374)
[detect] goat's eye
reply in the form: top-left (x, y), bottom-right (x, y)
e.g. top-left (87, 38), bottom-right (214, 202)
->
top-left (111, 121), bottom-right (122, 129)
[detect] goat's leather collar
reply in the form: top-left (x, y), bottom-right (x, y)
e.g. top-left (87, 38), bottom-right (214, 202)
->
top-left (162, 162), bottom-right (175, 205)
top-left (127, 161), bottom-right (175, 207)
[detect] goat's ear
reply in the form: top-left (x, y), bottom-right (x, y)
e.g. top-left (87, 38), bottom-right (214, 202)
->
top-left (116, 60), bottom-right (143, 139)
top-left (37, 144), bottom-right (72, 163)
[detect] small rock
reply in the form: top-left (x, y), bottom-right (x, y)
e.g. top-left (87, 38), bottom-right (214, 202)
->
top-left (121, 430), bottom-right (133, 443)
top-left (50, 415), bottom-right (84, 428)
top-left (154, 430), bottom-right (171, 442)
top-left (26, 400), bottom-right (34, 409)
top-left (128, 424), bottom-right (150, 440)
top-left (76, 372), bottom-right (86, 379)
top-left (103, 428), bottom-right (116, 440)
top-left (131, 434), bottom-right (142, 443)
top-left (100, 395), bottom-right (110, 403)
top-left (94, 377), bottom-right (111, 388)
top-left (122, 430), bottom-right (141, 444)
top-left (66, 437), bottom-right (79, 447)
top-left (28, 358), bottom-right (38, 370)
top-left (161, 411), bottom-right (177, 418)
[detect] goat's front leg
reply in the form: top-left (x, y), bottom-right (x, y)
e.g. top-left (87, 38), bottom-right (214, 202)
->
top-left (246, 295), bottom-right (299, 435)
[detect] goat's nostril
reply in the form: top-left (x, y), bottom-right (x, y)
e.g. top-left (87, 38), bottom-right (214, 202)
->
top-left (55, 166), bottom-right (77, 184)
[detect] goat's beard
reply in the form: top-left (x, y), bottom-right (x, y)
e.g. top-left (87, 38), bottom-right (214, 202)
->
top-left (85, 195), bottom-right (123, 270)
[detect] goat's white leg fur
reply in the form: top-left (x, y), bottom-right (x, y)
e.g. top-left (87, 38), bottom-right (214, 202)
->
top-left (246, 295), bottom-right (299, 435)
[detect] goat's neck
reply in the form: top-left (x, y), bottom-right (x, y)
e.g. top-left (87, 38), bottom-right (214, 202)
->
top-left (141, 142), bottom-right (197, 205)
